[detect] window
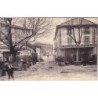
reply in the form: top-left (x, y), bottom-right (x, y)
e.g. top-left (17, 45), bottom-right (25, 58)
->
top-left (67, 37), bottom-right (72, 45)
top-left (84, 36), bottom-right (90, 44)
top-left (83, 27), bottom-right (90, 34)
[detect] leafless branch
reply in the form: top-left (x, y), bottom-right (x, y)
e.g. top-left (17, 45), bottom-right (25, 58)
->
top-left (0, 18), bottom-right (52, 53)
top-left (67, 18), bottom-right (83, 45)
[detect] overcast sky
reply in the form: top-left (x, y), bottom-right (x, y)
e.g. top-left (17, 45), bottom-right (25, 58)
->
top-left (34, 18), bottom-right (98, 45)
top-left (11, 18), bottom-right (98, 45)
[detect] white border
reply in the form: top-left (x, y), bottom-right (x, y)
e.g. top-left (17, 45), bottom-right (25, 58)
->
top-left (0, 0), bottom-right (98, 17)
top-left (0, 0), bottom-right (98, 98)
top-left (0, 81), bottom-right (98, 98)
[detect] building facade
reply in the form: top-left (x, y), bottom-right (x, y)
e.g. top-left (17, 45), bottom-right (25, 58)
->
top-left (54, 18), bottom-right (97, 64)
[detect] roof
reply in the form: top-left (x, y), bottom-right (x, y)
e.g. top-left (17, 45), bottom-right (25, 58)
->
top-left (54, 18), bottom-right (97, 39)
top-left (58, 18), bottom-right (97, 27)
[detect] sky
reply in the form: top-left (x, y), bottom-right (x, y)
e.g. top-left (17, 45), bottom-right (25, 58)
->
top-left (9, 18), bottom-right (98, 45)
top-left (34, 18), bottom-right (98, 45)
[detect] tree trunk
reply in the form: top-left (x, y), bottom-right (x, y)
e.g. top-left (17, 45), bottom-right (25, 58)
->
top-left (9, 51), bottom-right (17, 62)
top-left (76, 48), bottom-right (79, 62)
top-left (76, 48), bottom-right (80, 65)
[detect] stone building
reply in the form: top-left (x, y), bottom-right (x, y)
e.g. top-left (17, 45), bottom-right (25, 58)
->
top-left (54, 18), bottom-right (97, 64)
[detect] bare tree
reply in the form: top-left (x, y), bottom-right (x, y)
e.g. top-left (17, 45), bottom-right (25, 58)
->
top-left (22, 18), bottom-right (52, 51)
top-left (67, 18), bottom-right (83, 44)
top-left (0, 17), bottom-right (52, 62)
top-left (66, 18), bottom-right (84, 63)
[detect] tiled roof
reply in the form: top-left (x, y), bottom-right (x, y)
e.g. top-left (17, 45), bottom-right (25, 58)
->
top-left (54, 18), bottom-right (97, 39)
top-left (59, 18), bottom-right (97, 26)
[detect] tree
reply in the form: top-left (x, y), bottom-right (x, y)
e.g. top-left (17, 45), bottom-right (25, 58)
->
top-left (0, 18), bottom-right (52, 62)
top-left (23, 18), bottom-right (52, 50)
top-left (66, 18), bottom-right (83, 63)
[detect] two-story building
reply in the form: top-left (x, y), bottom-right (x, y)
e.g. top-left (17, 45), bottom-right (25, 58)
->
top-left (54, 18), bottom-right (97, 64)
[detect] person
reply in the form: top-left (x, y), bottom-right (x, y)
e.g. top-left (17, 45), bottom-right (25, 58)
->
top-left (1, 66), bottom-right (6, 76)
top-left (0, 61), bottom-right (6, 76)
top-left (22, 61), bottom-right (27, 71)
top-left (5, 62), bottom-right (14, 80)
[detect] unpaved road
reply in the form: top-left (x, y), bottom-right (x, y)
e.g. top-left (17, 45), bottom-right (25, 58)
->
top-left (0, 62), bottom-right (97, 81)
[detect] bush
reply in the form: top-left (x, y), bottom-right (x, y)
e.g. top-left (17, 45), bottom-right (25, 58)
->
top-left (81, 54), bottom-right (97, 65)
top-left (55, 56), bottom-right (64, 66)
top-left (87, 55), bottom-right (97, 65)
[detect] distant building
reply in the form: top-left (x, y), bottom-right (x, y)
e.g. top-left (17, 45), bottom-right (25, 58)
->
top-left (54, 18), bottom-right (97, 64)
top-left (0, 42), bottom-right (9, 61)
top-left (27, 42), bottom-right (53, 61)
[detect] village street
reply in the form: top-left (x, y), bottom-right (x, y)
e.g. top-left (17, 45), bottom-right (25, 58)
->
top-left (0, 57), bottom-right (97, 81)
top-left (0, 18), bottom-right (97, 81)
top-left (14, 63), bottom-right (97, 81)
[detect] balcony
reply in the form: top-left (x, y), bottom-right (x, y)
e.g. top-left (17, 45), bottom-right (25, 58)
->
top-left (60, 44), bottom-right (96, 49)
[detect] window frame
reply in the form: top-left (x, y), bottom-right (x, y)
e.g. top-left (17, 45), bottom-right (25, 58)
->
top-left (83, 27), bottom-right (90, 34)
top-left (83, 36), bottom-right (90, 45)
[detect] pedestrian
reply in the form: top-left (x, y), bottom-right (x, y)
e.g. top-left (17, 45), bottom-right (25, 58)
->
top-left (5, 62), bottom-right (14, 80)
top-left (22, 61), bottom-right (27, 71)
top-left (0, 61), bottom-right (6, 76)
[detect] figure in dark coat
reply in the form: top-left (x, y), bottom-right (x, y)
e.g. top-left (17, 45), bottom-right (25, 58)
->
top-left (0, 62), bottom-right (6, 76)
top-left (5, 62), bottom-right (14, 80)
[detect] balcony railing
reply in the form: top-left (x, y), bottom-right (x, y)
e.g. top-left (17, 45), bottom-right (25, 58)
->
top-left (60, 44), bottom-right (96, 49)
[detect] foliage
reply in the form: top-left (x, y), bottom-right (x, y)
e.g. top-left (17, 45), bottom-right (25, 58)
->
top-left (87, 55), bottom-right (97, 65)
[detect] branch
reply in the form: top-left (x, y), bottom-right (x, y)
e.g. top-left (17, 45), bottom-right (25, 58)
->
top-left (0, 30), bottom-right (9, 41)
top-left (78, 27), bottom-right (81, 44)
top-left (13, 18), bottom-right (52, 49)
top-left (79, 18), bottom-right (83, 44)
top-left (72, 28), bottom-right (77, 43)
top-left (13, 34), bottom-right (34, 48)
top-left (68, 34), bottom-right (77, 43)
top-left (15, 44), bottom-right (25, 52)
top-left (80, 28), bottom-right (83, 44)
top-left (14, 27), bottom-right (46, 47)
top-left (14, 28), bottom-right (50, 47)
top-left (67, 27), bottom-right (77, 44)
top-left (16, 37), bottom-right (36, 52)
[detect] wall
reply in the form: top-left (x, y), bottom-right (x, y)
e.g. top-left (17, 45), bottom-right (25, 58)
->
top-left (57, 26), bottom-right (97, 46)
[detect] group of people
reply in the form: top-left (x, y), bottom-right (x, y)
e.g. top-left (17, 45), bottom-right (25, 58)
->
top-left (0, 62), bottom-right (14, 80)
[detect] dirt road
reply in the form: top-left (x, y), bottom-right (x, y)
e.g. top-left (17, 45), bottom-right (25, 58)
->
top-left (0, 62), bottom-right (97, 81)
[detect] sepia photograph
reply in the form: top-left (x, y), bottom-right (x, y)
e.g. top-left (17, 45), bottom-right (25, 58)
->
top-left (0, 17), bottom-right (97, 81)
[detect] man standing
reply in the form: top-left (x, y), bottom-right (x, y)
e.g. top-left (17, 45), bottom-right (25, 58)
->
top-left (5, 62), bottom-right (14, 80)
